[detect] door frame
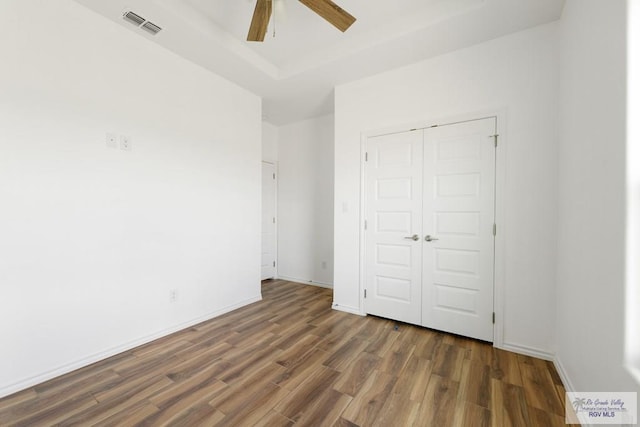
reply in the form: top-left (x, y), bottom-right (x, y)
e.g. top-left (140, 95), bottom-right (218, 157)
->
top-left (358, 110), bottom-right (507, 348)
top-left (261, 160), bottom-right (278, 280)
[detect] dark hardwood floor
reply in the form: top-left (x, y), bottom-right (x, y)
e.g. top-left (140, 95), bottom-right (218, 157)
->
top-left (0, 280), bottom-right (574, 426)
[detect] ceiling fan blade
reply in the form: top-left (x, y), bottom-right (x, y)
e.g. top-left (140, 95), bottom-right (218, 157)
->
top-left (298, 0), bottom-right (356, 32)
top-left (247, 0), bottom-right (272, 42)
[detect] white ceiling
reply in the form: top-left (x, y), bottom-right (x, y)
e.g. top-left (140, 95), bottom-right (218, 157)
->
top-left (73, 0), bottom-right (565, 125)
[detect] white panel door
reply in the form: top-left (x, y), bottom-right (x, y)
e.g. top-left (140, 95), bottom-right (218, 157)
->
top-left (422, 118), bottom-right (496, 341)
top-left (364, 131), bottom-right (423, 325)
top-left (261, 162), bottom-right (277, 280)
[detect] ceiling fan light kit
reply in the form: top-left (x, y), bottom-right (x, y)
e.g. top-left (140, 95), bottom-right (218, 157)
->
top-left (247, 0), bottom-right (356, 42)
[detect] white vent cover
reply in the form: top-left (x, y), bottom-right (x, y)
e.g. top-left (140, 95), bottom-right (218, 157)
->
top-left (122, 10), bottom-right (162, 35)
top-left (141, 21), bottom-right (162, 35)
top-left (123, 11), bottom-right (145, 26)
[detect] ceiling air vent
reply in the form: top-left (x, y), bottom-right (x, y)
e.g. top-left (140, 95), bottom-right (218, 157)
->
top-left (123, 11), bottom-right (145, 26)
top-left (122, 10), bottom-right (162, 36)
top-left (141, 21), bottom-right (162, 35)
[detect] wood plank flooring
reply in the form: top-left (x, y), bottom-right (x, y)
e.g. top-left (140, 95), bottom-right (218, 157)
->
top-left (0, 280), bottom-right (576, 426)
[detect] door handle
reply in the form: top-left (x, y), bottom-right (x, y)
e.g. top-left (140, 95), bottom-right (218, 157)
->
top-left (404, 234), bottom-right (419, 241)
top-left (424, 235), bottom-right (439, 242)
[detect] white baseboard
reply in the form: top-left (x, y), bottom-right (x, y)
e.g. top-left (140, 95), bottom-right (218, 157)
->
top-left (555, 356), bottom-right (599, 427)
top-left (499, 342), bottom-right (555, 361)
top-left (277, 275), bottom-right (333, 289)
top-left (332, 302), bottom-right (365, 316)
top-left (553, 355), bottom-right (577, 393)
top-left (0, 295), bottom-right (262, 399)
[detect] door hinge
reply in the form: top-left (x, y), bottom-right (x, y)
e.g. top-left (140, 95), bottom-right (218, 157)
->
top-left (493, 223), bottom-right (497, 236)
top-left (364, 220), bottom-right (368, 230)
top-left (273, 217), bottom-right (276, 224)
top-left (364, 289), bottom-right (367, 298)
top-left (492, 312), bottom-right (496, 324)
top-left (365, 152), bottom-right (368, 162)
top-left (273, 261), bottom-right (276, 267)
top-left (273, 173), bottom-right (276, 180)
top-left (490, 134), bottom-right (499, 147)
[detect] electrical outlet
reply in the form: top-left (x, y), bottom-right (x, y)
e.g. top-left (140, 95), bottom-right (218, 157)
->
top-left (120, 135), bottom-right (132, 151)
top-left (321, 261), bottom-right (327, 269)
top-left (169, 289), bottom-right (178, 303)
top-left (106, 133), bottom-right (117, 149)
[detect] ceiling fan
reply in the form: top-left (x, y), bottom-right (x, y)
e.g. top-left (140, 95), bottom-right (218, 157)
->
top-left (247, 0), bottom-right (356, 42)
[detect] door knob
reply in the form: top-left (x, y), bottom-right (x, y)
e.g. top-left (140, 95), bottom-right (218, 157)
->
top-left (424, 235), bottom-right (439, 242)
top-left (404, 234), bottom-right (419, 241)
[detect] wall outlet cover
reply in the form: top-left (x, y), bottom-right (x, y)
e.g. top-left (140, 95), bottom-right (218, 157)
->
top-left (120, 135), bottom-right (132, 151)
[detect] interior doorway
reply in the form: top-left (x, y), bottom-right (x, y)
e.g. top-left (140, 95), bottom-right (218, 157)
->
top-left (261, 161), bottom-right (277, 280)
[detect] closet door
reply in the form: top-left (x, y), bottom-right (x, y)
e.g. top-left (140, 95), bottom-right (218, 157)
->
top-left (421, 118), bottom-right (496, 341)
top-left (363, 131), bottom-right (423, 325)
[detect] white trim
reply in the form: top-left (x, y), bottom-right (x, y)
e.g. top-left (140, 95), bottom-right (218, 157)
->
top-left (277, 275), bottom-right (333, 289)
top-left (359, 109), bottom-right (508, 346)
top-left (359, 110), bottom-right (505, 141)
top-left (554, 355), bottom-right (577, 393)
top-left (554, 357), bottom-right (604, 427)
top-left (553, 356), bottom-right (589, 426)
top-left (332, 302), bottom-right (366, 316)
top-left (261, 160), bottom-right (278, 280)
top-left (0, 295), bottom-right (261, 399)
top-left (492, 109), bottom-right (508, 349)
top-left (358, 132), bottom-right (368, 317)
top-left (499, 341), bottom-right (554, 361)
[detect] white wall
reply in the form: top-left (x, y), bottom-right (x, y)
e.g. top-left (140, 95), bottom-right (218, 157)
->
top-left (334, 24), bottom-right (560, 356)
top-left (556, 0), bottom-right (639, 393)
top-left (0, 0), bottom-right (261, 397)
top-left (627, 0), bottom-right (640, 384)
top-left (262, 121), bottom-right (278, 163)
top-left (277, 115), bottom-right (335, 286)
